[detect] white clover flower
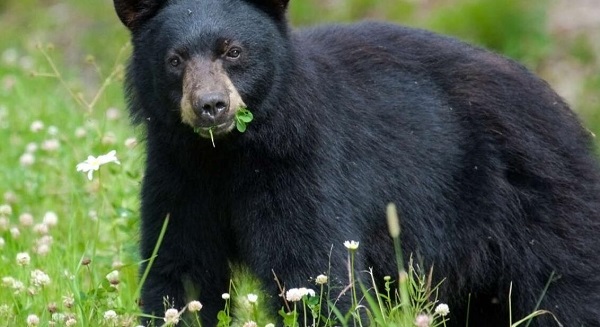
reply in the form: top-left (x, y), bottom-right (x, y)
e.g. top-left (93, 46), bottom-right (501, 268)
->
top-left (19, 213), bottom-right (34, 226)
top-left (163, 308), bottom-right (180, 325)
top-left (434, 303), bottom-right (450, 317)
top-left (103, 310), bottom-right (118, 321)
top-left (111, 260), bottom-right (124, 269)
top-left (30, 269), bottom-right (51, 287)
top-left (0, 217), bottom-right (8, 231)
top-left (10, 227), bottom-right (20, 238)
top-left (26, 142), bottom-right (38, 153)
top-left (52, 313), bottom-right (66, 322)
top-left (19, 153), bottom-right (35, 166)
top-left (65, 318), bottom-right (77, 326)
top-left (315, 274), bottom-right (328, 285)
top-left (287, 287), bottom-right (316, 300)
top-left (12, 280), bottom-right (25, 294)
top-left (344, 240), bottom-right (359, 250)
top-left (222, 293), bottom-right (230, 300)
top-left (0, 204), bottom-right (12, 216)
top-left (265, 324), bottom-right (275, 327)
top-left (43, 211), bottom-right (58, 226)
top-left (285, 288), bottom-right (303, 302)
top-left (35, 244), bottom-right (50, 256)
top-left (187, 300), bottom-right (203, 312)
top-left (415, 314), bottom-right (431, 327)
top-left (242, 321), bottom-right (257, 327)
top-left (41, 139), bottom-right (60, 152)
top-left (37, 235), bottom-right (53, 246)
top-left (124, 137), bottom-right (138, 149)
top-left (47, 126), bottom-right (59, 136)
top-left (106, 270), bottom-right (120, 285)
top-left (2, 48), bottom-right (18, 65)
top-left (302, 287), bottom-right (315, 297)
top-left (247, 293), bottom-right (258, 303)
top-left (26, 314), bottom-right (40, 326)
top-left (76, 150), bottom-right (121, 180)
top-left (106, 107), bottom-right (121, 121)
top-left (102, 132), bottom-right (117, 145)
top-left (33, 223), bottom-right (49, 235)
top-left (74, 127), bottom-right (87, 138)
top-left (30, 120), bottom-right (44, 132)
top-left (62, 294), bottom-right (75, 308)
top-left (2, 276), bottom-right (15, 287)
top-left (16, 252), bottom-right (30, 266)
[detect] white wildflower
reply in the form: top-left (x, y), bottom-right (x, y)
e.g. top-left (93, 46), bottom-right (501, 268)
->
top-left (30, 269), bottom-right (51, 287)
top-left (163, 308), bottom-right (180, 325)
top-left (247, 293), bottom-right (258, 303)
top-left (222, 293), bottom-right (230, 300)
top-left (315, 274), bottom-right (328, 285)
top-left (285, 288), bottom-right (314, 302)
top-left (103, 310), bottom-right (118, 321)
top-left (2, 276), bottom-right (15, 287)
top-left (33, 223), bottom-right (49, 235)
top-left (47, 126), bottom-right (58, 136)
top-left (0, 217), bottom-right (8, 230)
top-left (124, 137), bottom-right (138, 149)
top-left (187, 300), bottom-right (203, 312)
top-left (10, 227), bottom-right (20, 238)
top-left (65, 318), bottom-right (77, 326)
top-left (0, 204), bottom-right (12, 216)
top-left (434, 303), bottom-right (450, 317)
top-left (19, 153), bottom-right (35, 166)
top-left (12, 280), bottom-right (25, 293)
top-left (62, 294), bottom-right (75, 308)
top-left (19, 213), bottom-right (34, 226)
top-left (344, 240), bottom-right (359, 250)
top-left (76, 150), bottom-right (120, 180)
top-left (74, 127), bottom-right (87, 138)
top-left (106, 270), bottom-right (120, 285)
top-left (26, 142), bottom-right (38, 153)
top-left (242, 321), bottom-right (257, 327)
top-left (101, 132), bottom-right (117, 145)
top-left (0, 236), bottom-right (4, 248)
top-left (26, 314), bottom-right (40, 326)
top-left (35, 244), bottom-right (50, 256)
top-left (30, 120), bottom-right (44, 132)
top-left (41, 139), bottom-right (60, 152)
top-left (42, 211), bottom-right (58, 226)
top-left (16, 252), bottom-right (30, 266)
top-left (106, 107), bottom-right (121, 120)
top-left (415, 314), bottom-right (431, 327)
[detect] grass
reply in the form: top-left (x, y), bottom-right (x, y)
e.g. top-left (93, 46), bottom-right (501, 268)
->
top-left (0, 0), bottom-right (597, 326)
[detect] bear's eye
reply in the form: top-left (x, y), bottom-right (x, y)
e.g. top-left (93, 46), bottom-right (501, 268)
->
top-left (226, 48), bottom-right (241, 59)
top-left (168, 56), bottom-right (181, 67)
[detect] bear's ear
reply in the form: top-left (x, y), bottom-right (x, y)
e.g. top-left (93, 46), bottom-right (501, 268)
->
top-left (245, 0), bottom-right (290, 21)
top-left (113, 0), bottom-right (168, 31)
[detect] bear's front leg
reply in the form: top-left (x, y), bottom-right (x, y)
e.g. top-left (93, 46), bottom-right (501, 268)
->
top-left (138, 213), bottom-right (232, 327)
top-left (137, 169), bottom-right (233, 326)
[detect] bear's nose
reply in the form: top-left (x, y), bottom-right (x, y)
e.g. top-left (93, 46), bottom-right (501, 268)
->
top-left (193, 91), bottom-right (229, 119)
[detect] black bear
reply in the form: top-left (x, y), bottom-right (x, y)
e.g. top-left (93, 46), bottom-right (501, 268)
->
top-left (113, 0), bottom-right (600, 326)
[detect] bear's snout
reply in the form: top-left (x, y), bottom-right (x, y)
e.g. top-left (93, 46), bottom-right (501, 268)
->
top-left (192, 90), bottom-right (230, 121)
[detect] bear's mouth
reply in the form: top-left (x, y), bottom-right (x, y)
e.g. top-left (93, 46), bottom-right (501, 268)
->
top-left (193, 120), bottom-right (236, 139)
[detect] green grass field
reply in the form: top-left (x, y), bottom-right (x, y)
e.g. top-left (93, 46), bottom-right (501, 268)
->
top-left (0, 0), bottom-right (598, 326)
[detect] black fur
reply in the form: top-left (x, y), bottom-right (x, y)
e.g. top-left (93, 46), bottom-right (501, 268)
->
top-left (115, 0), bottom-right (600, 326)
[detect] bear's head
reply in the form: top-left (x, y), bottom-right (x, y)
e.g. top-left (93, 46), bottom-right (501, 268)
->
top-left (114, 0), bottom-right (291, 139)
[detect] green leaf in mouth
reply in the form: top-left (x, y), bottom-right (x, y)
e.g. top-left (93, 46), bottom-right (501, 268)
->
top-left (235, 107), bottom-right (253, 133)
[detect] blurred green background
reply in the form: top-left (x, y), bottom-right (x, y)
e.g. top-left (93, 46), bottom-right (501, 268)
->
top-left (1, 0), bottom-right (599, 137)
